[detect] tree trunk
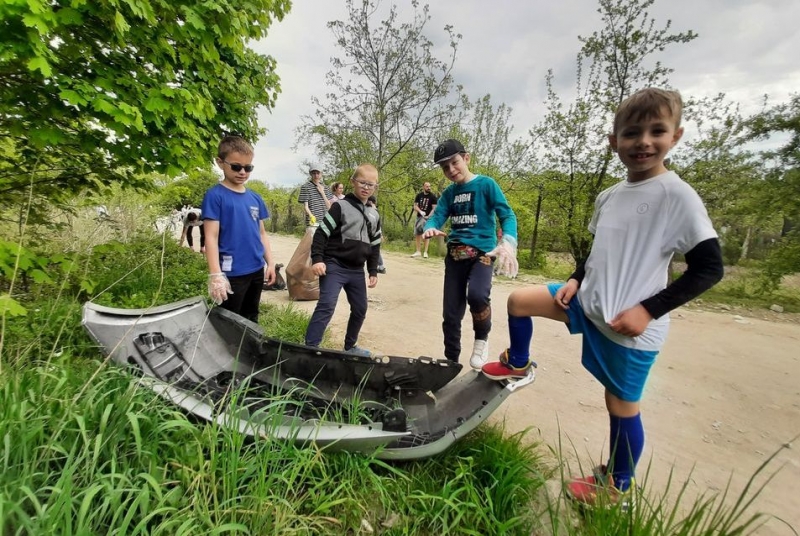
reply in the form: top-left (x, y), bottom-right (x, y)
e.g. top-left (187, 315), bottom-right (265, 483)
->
top-left (270, 201), bottom-right (279, 233)
top-left (529, 185), bottom-right (543, 264)
top-left (739, 226), bottom-right (752, 262)
top-left (782, 217), bottom-right (796, 237)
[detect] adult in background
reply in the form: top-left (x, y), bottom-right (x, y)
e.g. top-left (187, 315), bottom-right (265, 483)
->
top-left (180, 207), bottom-right (205, 252)
top-left (298, 163), bottom-right (332, 226)
top-left (411, 182), bottom-right (438, 258)
top-left (331, 182), bottom-right (346, 201)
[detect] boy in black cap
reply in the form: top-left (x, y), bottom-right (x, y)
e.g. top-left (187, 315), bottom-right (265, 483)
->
top-left (422, 139), bottom-right (519, 369)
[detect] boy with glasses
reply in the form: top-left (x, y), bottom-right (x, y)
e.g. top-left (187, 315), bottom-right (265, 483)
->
top-left (304, 164), bottom-right (383, 357)
top-left (202, 135), bottom-right (276, 323)
top-left (422, 139), bottom-right (519, 369)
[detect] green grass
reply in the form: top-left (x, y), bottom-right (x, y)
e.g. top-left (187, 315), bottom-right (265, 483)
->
top-left (539, 436), bottom-right (798, 536)
top-left (0, 352), bottom-right (790, 534)
top-left (259, 301), bottom-right (313, 343)
top-left (1, 204), bottom-right (796, 535)
top-left (0, 358), bottom-right (547, 534)
top-left (699, 272), bottom-right (800, 313)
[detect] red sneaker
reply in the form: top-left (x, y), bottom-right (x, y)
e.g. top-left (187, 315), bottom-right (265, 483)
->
top-left (481, 349), bottom-right (534, 380)
top-left (566, 465), bottom-right (634, 508)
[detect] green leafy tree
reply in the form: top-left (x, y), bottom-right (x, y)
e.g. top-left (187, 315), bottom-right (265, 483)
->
top-left (748, 93), bottom-right (800, 230)
top-left (747, 93), bottom-right (800, 287)
top-left (529, 0), bottom-right (697, 263)
top-left (0, 0), bottom-right (289, 220)
top-left (298, 0), bottom-right (461, 182)
top-left (155, 171), bottom-right (220, 212)
top-left (673, 94), bottom-right (767, 264)
top-left (453, 95), bottom-right (532, 184)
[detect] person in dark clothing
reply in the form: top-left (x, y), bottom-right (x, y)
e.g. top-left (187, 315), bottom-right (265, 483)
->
top-left (180, 209), bottom-right (205, 252)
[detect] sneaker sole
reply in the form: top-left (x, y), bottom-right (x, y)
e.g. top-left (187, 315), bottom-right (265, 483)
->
top-left (469, 359), bottom-right (487, 370)
top-left (482, 369), bottom-right (531, 381)
top-left (568, 493), bottom-right (633, 513)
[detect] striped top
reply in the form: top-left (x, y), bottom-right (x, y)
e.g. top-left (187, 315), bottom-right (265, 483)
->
top-left (298, 180), bottom-right (332, 225)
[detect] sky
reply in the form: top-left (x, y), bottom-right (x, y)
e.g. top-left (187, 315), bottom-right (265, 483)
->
top-left (247, 0), bottom-right (800, 187)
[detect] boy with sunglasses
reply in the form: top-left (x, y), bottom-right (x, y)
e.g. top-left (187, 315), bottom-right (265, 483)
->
top-left (202, 135), bottom-right (276, 323)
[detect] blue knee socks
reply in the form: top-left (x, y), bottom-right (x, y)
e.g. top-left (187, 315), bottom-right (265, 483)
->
top-left (608, 413), bottom-right (644, 492)
top-left (508, 315), bottom-right (533, 368)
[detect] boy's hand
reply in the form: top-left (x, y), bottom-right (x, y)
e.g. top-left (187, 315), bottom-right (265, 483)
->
top-left (554, 279), bottom-right (579, 310)
top-left (608, 305), bottom-right (653, 337)
top-left (368, 275), bottom-right (378, 288)
top-left (422, 228), bottom-right (445, 239)
top-left (208, 273), bottom-right (233, 305)
top-left (486, 240), bottom-right (518, 278)
top-left (311, 262), bottom-right (327, 276)
top-left (264, 264), bottom-right (276, 286)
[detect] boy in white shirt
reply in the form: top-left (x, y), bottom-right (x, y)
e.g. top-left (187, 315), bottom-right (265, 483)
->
top-left (482, 88), bottom-right (723, 506)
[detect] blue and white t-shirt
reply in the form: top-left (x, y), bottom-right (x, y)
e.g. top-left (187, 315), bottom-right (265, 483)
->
top-left (201, 184), bottom-right (269, 277)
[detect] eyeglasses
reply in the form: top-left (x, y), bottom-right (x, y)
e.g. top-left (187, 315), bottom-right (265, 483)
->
top-left (354, 180), bottom-right (378, 190)
top-left (223, 161), bottom-right (254, 173)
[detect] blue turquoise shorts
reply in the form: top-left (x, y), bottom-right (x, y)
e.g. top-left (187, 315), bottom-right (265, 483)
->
top-left (547, 283), bottom-right (658, 402)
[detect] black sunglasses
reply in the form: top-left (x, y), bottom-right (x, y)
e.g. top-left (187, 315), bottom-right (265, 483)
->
top-left (224, 160), bottom-right (254, 173)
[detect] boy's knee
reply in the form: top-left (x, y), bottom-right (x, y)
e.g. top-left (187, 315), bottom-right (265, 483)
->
top-left (507, 289), bottom-right (528, 315)
top-left (466, 293), bottom-right (488, 310)
top-left (605, 390), bottom-right (641, 417)
top-left (507, 285), bottom-right (557, 317)
top-left (351, 303), bottom-right (368, 319)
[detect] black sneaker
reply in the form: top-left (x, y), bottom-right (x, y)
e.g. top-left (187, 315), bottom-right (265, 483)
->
top-left (377, 266), bottom-right (386, 274)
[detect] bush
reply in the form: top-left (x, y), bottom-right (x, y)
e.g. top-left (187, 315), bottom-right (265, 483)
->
top-left (88, 236), bottom-right (208, 308)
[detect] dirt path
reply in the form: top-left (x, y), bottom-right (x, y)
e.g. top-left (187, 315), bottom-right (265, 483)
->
top-left (260, 234), bottom-right (800, 535)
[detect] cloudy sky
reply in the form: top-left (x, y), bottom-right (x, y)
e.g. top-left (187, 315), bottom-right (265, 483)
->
top-left (247, 0), bottom-right (800, 187)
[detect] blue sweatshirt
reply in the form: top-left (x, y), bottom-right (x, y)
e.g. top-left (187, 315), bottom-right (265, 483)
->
top-left (424, 174), bottom-right (517, 252)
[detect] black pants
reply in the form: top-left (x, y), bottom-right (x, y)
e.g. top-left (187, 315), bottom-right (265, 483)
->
top-left (218, 267), bottom-right (264, 323)
top-left (442, 254), bottom-right (494, 361)
top-left (186, 224), bottom-right (205, 248)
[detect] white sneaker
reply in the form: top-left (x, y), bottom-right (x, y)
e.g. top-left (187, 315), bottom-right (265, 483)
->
top-left (470, 339), bottom-right (489, 370)
top-left (423, 252), bottom-right (429, 258)
top-left (410, 251), bottom-right (421, 258)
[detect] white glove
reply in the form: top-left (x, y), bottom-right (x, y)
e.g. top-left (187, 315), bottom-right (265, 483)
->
top-left (486, 238), bottom-right (518, 279)
top-left (208, 273), bottom-right (233, 304)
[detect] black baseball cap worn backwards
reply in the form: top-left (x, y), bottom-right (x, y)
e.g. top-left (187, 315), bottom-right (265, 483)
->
top-left (433, 139), bottom-right (466, 164)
